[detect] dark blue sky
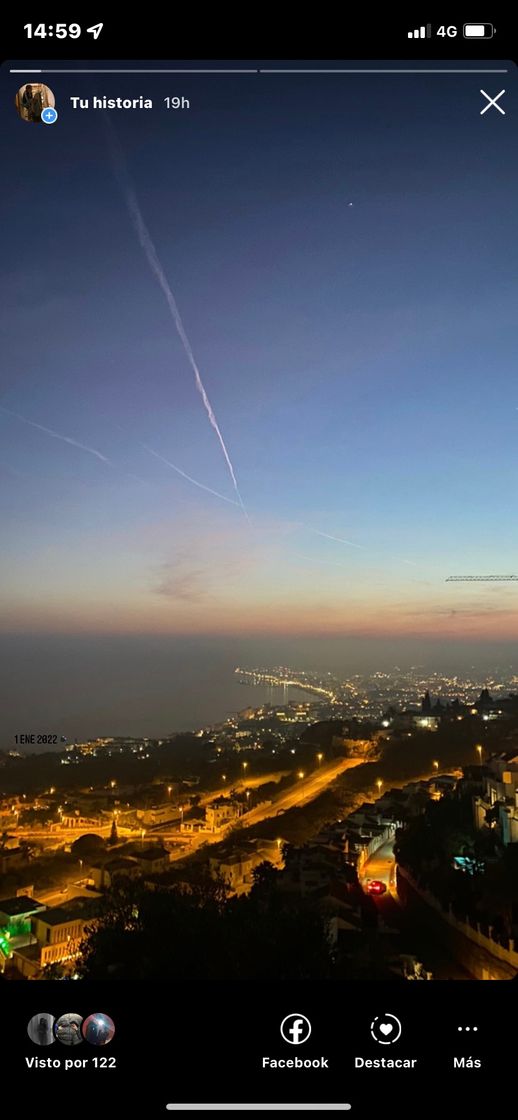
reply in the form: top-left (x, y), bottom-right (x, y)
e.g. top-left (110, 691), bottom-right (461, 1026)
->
top-left (1, 62), bottom-right (517, 736)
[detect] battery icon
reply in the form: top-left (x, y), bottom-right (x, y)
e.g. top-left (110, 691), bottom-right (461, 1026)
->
top-left (463, 23), bottom-right (494, 38)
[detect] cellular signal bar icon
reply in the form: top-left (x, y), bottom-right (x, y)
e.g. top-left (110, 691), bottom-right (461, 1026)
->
top-left (408, 24), bottom-right (432, 38)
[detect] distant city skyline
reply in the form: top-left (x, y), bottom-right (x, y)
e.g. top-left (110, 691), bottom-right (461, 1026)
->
top-left (1, 64), bottom-right (517, 734)
top-left (2, 632), bottom-right (518, 745)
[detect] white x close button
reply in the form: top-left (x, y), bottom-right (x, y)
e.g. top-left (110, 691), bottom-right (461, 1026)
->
top-left (480, 89), bottom-right (506, 115)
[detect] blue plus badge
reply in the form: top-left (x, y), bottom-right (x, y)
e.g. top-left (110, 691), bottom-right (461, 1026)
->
top-left (41, 106), bottom-right (58, 124)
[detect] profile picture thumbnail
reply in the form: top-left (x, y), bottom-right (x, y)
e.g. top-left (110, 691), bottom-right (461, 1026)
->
top-left (27, 1013), bottom-right (55, 1046)
top-left (15, 83), bottom-right (55, 123)
top-left (82, 1012), bottom-right (116, 1046)
top-left (54, 1012), bottom-right (84, 1046)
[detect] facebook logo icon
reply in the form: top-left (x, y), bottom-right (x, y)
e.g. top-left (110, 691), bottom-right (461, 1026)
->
top-left (280, 1013), bottom-right (312, 1045)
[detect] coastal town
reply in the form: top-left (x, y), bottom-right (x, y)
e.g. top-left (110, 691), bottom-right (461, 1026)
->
top-left (1, 666), bottom-right (518, 981)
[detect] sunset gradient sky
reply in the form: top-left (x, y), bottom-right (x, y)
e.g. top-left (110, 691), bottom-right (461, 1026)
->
top-left (1, 63), bottom-right (517, 734)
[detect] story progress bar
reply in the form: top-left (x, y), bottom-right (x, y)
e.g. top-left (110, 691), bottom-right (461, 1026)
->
top-left (165, 1107), bottom-right (352, 1113)
top-left (9, 68), bottom-right (509, 74)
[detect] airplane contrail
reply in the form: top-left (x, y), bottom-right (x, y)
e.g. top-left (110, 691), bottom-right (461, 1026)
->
top-left (303, 525), bottom-right (366, 550)
top-left (0, 407), bottom-right (112, 464)
top-left (301, 523), bottom-right (419, 567)
top-left (140, 441), bottom-right (240, 507)
top-left (107, 130), bottom-right (249, 523)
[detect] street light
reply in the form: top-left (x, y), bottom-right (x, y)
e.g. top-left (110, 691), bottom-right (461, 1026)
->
top-left (298, 770), bottom-right (305, 780)
top-left (476, 744), bottom-right (483, 763)
top-left (376, 778), bottom-right (383, 794)
top-left (110, 780), bottom-right (116, 789)
top-left (242, 761), bottom-right (248, 773)
top-left (167, 785), bottom-right (173, 796)
top-left (317, 753), bottom-right (324, 765)
top-left (222, 773), bottom-right (227, 783)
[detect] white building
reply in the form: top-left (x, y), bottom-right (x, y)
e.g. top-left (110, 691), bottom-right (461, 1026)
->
top-left (205, 798), bottom-right (242, 832)
top-left (136, 806), bottom-right (181, 827)
top-left (473, 752), bottom-right (518, 844)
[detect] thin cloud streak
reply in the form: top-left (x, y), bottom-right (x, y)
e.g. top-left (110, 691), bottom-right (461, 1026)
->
top-left (141, 441), bottom-right (240, 507)
top-left (301, 524), bottom-right (366, 550)
top-left (107, 126), bottom-right (249, 523)
top-left (300, 523), bottom-right (419, 568)
top-left (0, 407), bottom-right (112, 464)
top-left (1, 407), bottom-right (421, 571)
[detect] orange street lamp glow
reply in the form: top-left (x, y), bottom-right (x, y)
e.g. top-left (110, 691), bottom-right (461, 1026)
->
top-left (376, 778), bottom-right (383, 793)
top-left (298, 771), bottom-right (305, 779)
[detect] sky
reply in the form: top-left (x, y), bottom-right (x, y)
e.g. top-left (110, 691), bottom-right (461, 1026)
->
top-left (1, 62), bottom-right (517, 737)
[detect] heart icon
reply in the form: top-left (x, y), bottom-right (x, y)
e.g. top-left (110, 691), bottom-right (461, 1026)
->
top-left (371, 1013), bottom-right (402, 1045)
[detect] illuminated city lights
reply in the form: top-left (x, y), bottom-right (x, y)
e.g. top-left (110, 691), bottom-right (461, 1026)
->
top-left (2, 662), bottom-right (517, 985)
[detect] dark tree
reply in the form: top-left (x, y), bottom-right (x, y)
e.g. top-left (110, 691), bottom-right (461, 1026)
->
top-left (71, 833), bottom-right (106, 861)
top-left (250, 860), bottom-right (280, 896)
top-left (77, 878), bottom-right (332, 981)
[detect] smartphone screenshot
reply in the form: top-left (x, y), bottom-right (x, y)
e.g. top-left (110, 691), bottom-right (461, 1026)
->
top-left (1, 13), bottom-right (516, 1115)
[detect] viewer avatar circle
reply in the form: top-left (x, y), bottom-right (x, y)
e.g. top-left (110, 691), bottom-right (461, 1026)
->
top-left (82, 1012), bottom-right (115, 1046)
top-left (27, 1012), bottom-right (55, 1046)
top-left (370, 1013), bottom-right (402, 1045)
top-left (280, 1012), bottom-right (312, 1045)
top-left (15, 83), bottom-right (55, 124)
top-left (54, 1012), bottom-right (84, 1046)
